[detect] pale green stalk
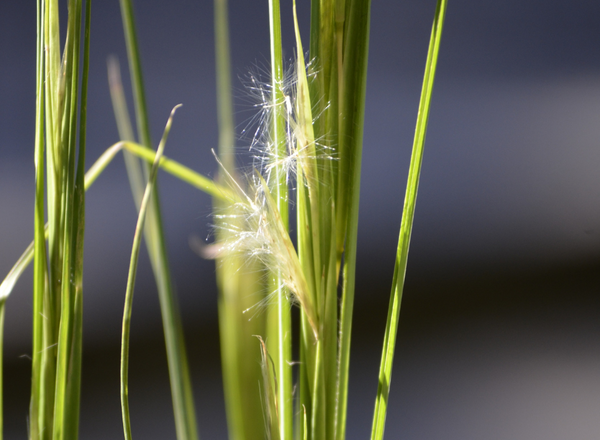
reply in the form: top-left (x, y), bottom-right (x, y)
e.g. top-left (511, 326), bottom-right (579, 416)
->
top-left (297, 0), bottom-right (373, 439)
top-left (121, 106), bottom-right (180, 440)
top-left (117, 2), bottom-right (199, 439)
top-left (213, 1), bottom-right (267, 439)
top-left (32, 3), bottom-right (61, 436)
top-left (214, 0), bottom-right (235, 173)
top-left (265, 1), bottom-right (293, 439)
top-left (294, 5), bottom-right (328, 439)
top-left (30, 0), bottom-right (47, 435)
top-left (120, 144), bottom-right (236, 201)
top-left (62, 2), bottom-right (90, 436)
top-left (370, 1), bottom-right (447, 439)
top-left (52, 0), bottom-right (87, 435)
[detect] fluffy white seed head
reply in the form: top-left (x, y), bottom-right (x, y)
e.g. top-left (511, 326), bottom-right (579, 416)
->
top-left (212, 152), bottom-right (319, 339)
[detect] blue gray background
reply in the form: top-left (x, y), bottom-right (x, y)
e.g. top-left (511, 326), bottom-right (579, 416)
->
top-left (1, 0), bottom-right (600, 438)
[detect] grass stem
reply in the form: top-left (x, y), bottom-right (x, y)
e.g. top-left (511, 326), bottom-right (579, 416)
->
top-left (121, 106), bottom-right (181, 440)
top-left (266, 1), bottom-right (293, 439)
top-left (370, 1), bottom-right (447, 439)
top-left (118, 3), bottom-right (200, 437)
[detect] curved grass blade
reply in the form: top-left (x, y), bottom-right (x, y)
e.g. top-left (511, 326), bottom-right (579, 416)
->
top-left (370, 1), bottom-right (448, 439)
top-left (123, 144), bottom-right (235, 201)
top-left (121, 105), bottom-right (181, 440)
top-left (118, 3), bottom-right (200, 437)
top-left (0, 142), bottom-right (233, 305)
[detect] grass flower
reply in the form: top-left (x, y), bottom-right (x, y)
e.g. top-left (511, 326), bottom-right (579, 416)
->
top-left (213, 152), bottom-right (320, 340)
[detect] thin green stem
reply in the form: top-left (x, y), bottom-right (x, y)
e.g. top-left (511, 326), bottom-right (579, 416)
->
top-left (121, 143), bottom-right (236, 201)
top-left (214, 0), bottom-right (235, 173)
top-left (1, 142), bottom-right (234, 306)
top-left (265, 1), bottom-right (293, 439)
top-left (30, 1), bottom-right (47, 437)
top-left (107, 57), bottom-right (145, 209)
top-left (118, 0), bottom-right (151, 149)
top-left (121, 106), bottom-right (180, 440)
top-left (52, 0), bottom-right (85, 436)
top-left (60, 1), bottom-right (90, 436)
top-left (370, 2), bottom-right (447, 439)
top-left (118, 2), bottom-right (199, 438)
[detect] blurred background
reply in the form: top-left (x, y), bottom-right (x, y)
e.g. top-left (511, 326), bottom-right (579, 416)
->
top-left (1, 0), bottom-right (600, 438)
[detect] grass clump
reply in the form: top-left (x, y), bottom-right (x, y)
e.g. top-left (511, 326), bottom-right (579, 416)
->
top-left (28, 1), bottom-right (91, 438)
top-left (0, 0), bottom-right (447, 439)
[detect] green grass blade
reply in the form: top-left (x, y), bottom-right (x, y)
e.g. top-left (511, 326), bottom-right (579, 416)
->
top-left (264, 1), bottom-right (293, 439)
top-left (118, 0), bottom-right (152, 149)
top-left (62, 2), bottom-right (91, 437)
top-left (293, 5), bottom-right (334, 440)
top-left (0, 142), bottom-right (233, 306)
top-left (370, 1), bottom-right (447, 439)
top-left (121, 106), bottom-right (180, 440)
top-left (32, 0), bottom-right (87, 436)
top-left (52, 0), bottom-right (88, 437)
top-left (121, 144), bottom-right (235, 201)
top-left (88, 141), bottom-right (234, 202)
top-left (30, 1), bottom-right (48, 437)
top-left (335, 0), bottom-right (372, 438)
top-left (118, 3), bottom-right (199, 438)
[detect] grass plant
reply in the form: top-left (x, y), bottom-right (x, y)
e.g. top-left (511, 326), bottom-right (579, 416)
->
top-left (1, 0), bottom-right (447, 439)
top-left (29, 1), bottom-right (90, 438)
